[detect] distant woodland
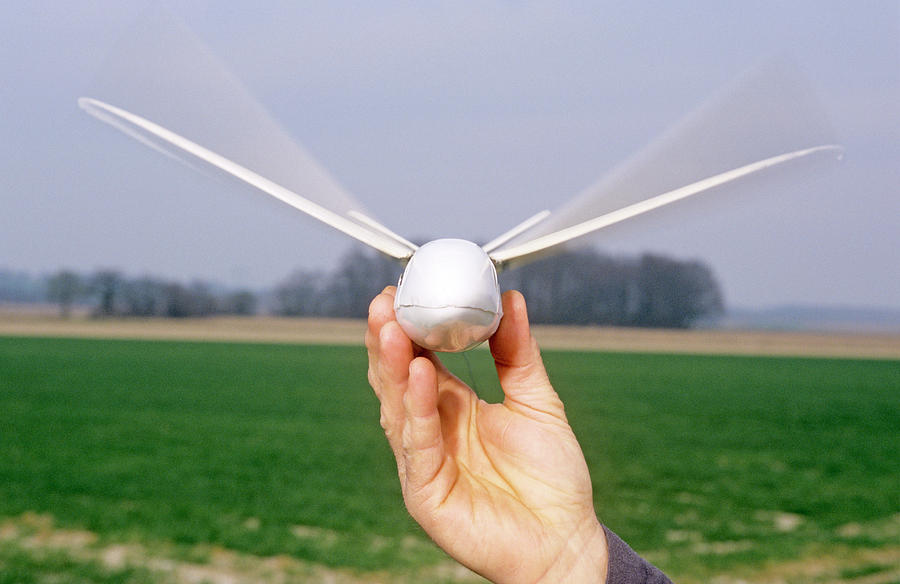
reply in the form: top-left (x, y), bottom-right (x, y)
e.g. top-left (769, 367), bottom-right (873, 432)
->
top-left (1, 248), bottom-right (722, 329)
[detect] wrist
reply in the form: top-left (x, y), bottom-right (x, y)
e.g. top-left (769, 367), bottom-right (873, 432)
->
top-left (535, 518), bottom-right (608, 584)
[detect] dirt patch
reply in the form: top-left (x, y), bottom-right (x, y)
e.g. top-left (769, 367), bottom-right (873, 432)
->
top-left (0, 313), bottom-right (366, 346)
top-left (0, 512), bottom-right (485, 584)
top-left (531, 325), bottom-right (900, 359)
top-left (5, 513), bottom-right (899, 584)
top-left (707, 546), bottom-right (900, 584)
top-left (2, 311), bottom-right (899, 359)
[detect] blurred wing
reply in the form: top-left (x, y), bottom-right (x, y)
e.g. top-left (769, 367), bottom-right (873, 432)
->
top-left (80, 98), bottom-right (414, 259)
top-left (489, 145), bottom-right (841, 267)
top-left (488, 59), bottom-right (841, 267)
top-left (82, 7), bottom-right (411, 256)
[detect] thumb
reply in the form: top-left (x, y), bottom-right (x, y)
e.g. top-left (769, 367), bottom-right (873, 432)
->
top-left (489, 290), bottom-right (565, 419)
top-left (401, 357), bottom-right (449, 502)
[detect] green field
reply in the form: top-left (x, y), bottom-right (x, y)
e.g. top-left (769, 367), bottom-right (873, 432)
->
top-left (1, 336), bottom-right (898, 582)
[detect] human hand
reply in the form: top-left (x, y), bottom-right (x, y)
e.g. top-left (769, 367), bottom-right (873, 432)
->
top-left (366, 287), bottom-right (608, 583)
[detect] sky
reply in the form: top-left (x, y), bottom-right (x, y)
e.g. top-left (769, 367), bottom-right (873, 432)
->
top-left (1, 2), bottom-right (897, 309)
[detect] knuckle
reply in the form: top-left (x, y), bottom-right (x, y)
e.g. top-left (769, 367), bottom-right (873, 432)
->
top-left (365, 330), bottom-right (378, 353)
top-left (367, 294), bottom-right (382, 316)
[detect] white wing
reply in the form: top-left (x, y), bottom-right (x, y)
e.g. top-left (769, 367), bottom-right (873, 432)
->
top-left (487, 59), bottom-right (841, 268)
top-left (80, 7), bottom-right (416, 259)
top-left (347, 211), bottom-right (419, 253)
top-left (482, 210), bottom-right (550, 254)
top-left (489, 144), bottom-right (841, 267)
top-left (80, 98), bottom-right (414, 260)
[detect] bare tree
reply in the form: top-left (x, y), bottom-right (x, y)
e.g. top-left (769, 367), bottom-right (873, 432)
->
top-left (273, 269), bottom-right (326, 316)
top-left (90, 270), bottom-right (124, 317)
top-left (324, 249), bottom-right (402, 318)
top-left (221, 290), bottom-right (257, 315)
top-left (122, 276), bottom-right (166, 316)
top-left (46, 270), bottom-right (83, 318)
top-left (633, 254), bottom-right (723, 328)
top-left (501, 248), bottom-right (722, 328)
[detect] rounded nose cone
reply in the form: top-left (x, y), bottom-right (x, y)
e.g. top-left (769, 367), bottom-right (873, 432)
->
top-left (394, 239), bottom-right (502, 352)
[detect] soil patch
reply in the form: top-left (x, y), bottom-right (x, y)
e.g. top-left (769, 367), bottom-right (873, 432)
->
top-left (2, 312), bottom-right (898, 359)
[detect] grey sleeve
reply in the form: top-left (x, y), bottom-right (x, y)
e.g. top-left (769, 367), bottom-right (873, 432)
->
top-left (603, 526), bottom-right (673, 584)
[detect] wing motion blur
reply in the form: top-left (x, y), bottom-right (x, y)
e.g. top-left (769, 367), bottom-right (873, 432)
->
top-left (79, 97), bottom-right (415, 260)
top-left (81, 5), bottom-right (418, 261)
top-left (82, 9), bottom-right (842, 273)
top-left (488, 144), bottom-right (842, 267)
top-left (485, 59), bottom-right (843, 269)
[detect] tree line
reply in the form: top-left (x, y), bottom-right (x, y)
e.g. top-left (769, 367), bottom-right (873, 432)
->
top-left (1, 269), bottom-right (256, 318)
top-left (1, 246), bottom-right (722, 328)
top-left (500, 250), bottom-right (723, 328)
top-left (270, 247), bottom-right (722, 328)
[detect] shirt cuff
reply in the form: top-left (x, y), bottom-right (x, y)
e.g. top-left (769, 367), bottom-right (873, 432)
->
top-left (603, 525), bottom-right (673, 584)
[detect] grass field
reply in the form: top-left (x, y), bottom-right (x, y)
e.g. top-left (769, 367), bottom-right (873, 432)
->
top-left (1, 335), bottom-right (898, 583)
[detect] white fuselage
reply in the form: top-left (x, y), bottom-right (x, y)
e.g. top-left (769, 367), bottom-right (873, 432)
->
top-left (394, 239), bottom-right (502, 352)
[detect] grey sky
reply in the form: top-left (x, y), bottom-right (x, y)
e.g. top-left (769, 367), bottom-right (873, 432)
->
top-left (1, 2), bottom-right (897, 309)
